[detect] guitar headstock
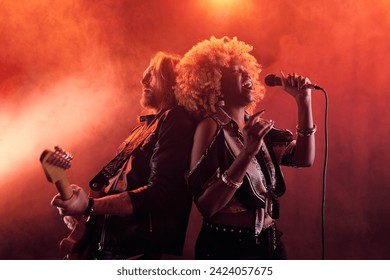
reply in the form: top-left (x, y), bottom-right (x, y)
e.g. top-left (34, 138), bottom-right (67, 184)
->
top-left (40, 146), bottom-right (73, 184)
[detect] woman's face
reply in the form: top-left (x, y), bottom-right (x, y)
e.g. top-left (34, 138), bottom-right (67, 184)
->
top-left (220, 63), bottom-right (254, 107)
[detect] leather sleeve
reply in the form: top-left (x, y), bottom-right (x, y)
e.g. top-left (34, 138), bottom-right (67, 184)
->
top-left (267, 127), bottom-right (297, 167)
top-left (128, 107), bottom-right (196, 214)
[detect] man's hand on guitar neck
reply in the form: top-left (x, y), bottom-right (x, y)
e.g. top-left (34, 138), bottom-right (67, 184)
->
top-left (51, 184), bottom-right (89, 216)
top-left (52, 183), bottom-right (136, 218)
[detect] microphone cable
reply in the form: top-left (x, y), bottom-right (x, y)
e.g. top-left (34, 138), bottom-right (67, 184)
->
top-left (316, 86), bottom-right (329, 260)
top-left (264, 73), bottom-right (329, 259)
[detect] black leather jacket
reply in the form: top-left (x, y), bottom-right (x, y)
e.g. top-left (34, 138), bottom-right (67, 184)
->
top-left (92, 106), bottom-right (196, 258)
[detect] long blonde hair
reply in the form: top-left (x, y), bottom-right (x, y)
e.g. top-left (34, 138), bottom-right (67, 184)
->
top-left (149, 51), bottom-right (181, 109)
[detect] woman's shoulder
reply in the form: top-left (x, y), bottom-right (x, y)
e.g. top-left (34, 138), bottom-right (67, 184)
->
top-left (195, 116), bottom-right (221, 140)
top-left (190, 116), bottom-right (220, 169)
top-left (192, 117), bottom-right (219, 150)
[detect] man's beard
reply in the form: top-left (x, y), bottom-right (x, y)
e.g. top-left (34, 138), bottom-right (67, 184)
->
top-left (140, 94), bottom-right (157, 110)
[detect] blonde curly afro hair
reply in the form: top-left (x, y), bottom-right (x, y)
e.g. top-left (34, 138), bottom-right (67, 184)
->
top-left (175, 36), bottom-right (265, 118)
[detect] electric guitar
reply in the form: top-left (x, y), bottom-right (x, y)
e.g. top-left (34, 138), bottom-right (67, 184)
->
top-left (40, 146), bottom-right (93, 259)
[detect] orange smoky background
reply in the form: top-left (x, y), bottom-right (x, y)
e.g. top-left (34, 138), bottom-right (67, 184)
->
top-left (0, 0), bottom-right (389, 259)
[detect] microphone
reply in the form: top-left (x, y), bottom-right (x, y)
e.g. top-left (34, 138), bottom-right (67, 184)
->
top-left (264, 74), bottom-right (322, 90)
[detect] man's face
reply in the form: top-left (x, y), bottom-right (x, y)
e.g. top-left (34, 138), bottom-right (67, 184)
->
top-left (140, 65), bottom-right (164, 110)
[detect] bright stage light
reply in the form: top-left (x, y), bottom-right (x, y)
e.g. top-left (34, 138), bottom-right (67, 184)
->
top-left (197, 0), bottom-right (255, 19)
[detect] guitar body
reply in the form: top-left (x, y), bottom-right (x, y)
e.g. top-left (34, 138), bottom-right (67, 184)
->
top-left (60, 216), bottom-right (97, 259)
top-left (40, 146), bottom-right (96, 259)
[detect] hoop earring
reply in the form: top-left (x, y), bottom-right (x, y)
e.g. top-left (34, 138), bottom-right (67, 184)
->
top-left (217, 96), bottom-right (225, 107)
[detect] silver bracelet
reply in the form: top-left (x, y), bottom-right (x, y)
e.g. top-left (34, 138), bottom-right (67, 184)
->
top-left (221, 170), bottom-right (242, 189)
top-left (296, 124), bottom-right (317, 137)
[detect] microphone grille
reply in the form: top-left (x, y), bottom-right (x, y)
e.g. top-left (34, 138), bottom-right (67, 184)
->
top-left (264, 74), bottom-right (278, 87)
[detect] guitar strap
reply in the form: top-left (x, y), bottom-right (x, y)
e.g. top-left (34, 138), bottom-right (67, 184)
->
top-left (89, 111), bottom-right (165, 191)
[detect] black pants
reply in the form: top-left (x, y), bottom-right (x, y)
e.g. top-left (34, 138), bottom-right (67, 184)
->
top-left (93, 250), bottom-right (162, 260)
top-left (195, 221), bottom-right (287, 260)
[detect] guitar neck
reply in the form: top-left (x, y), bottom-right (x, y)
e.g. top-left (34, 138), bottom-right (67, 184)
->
top-left (40, 147), bottom-right (74, 201)
top-left (56, 176), bottom-right (73, 200)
